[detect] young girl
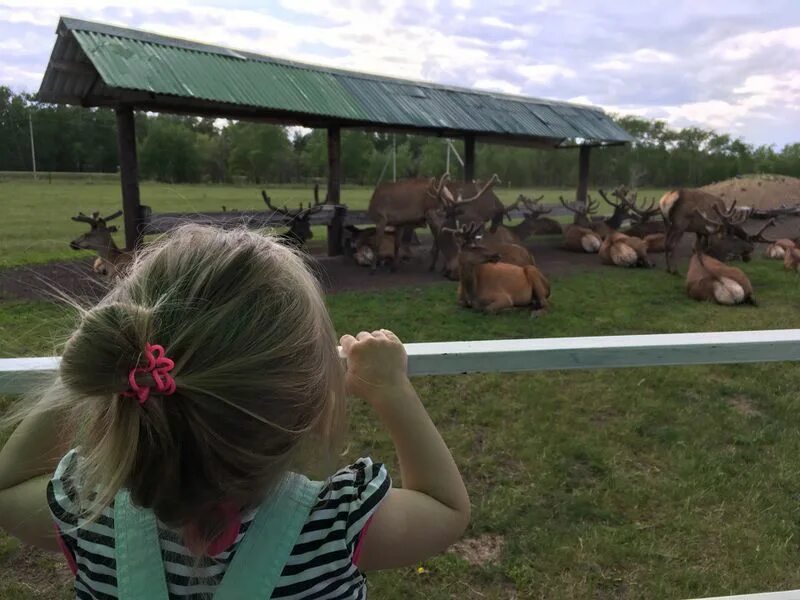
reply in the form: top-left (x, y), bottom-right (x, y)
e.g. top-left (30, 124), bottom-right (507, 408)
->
top-left (0, 225), bottom-right (470, 599)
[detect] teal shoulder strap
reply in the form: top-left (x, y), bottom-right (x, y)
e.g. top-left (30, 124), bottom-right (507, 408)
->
top-left (214, 472), bottom-right (323, 600)
top-left (113, 473), bottom-right (323, 600)
top-left (114, 489), bottom-right (170, 600)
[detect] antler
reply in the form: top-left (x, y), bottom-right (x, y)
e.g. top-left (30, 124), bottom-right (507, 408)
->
top-left (457, 173), bottom-right (501, 204)
top-left (695, 208), bottom-right (724, 230)
top-left (103, 210), bottom-right (123, 222)
top-left (750, 218), bottom-right (777, 243)
top-left (598, 189), bottom-right (625, 210)
top-left (71, 212), bottom-right (97, 225)
top-left (713, 201), bottom-right (749, 226)
top-left (559, 196), bottom-right (583, 215)
top-left (517, 194), bottom-right (550, 217)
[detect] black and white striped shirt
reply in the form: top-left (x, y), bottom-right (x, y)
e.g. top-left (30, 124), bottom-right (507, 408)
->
top-left (48, 450), bottom-right (391, 599)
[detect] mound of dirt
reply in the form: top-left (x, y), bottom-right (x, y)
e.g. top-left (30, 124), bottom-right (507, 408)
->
top-left (700, 174), bottom-right (800, 209)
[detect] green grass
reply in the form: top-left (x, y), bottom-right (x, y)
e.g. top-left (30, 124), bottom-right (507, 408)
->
top-left (2, 259), bottom-right (800, 598)
top-left (0, 179), bottom-right (666, 268)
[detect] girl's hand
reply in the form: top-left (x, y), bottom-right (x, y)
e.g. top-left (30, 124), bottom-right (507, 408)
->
top-left (339, 330), bottom-right (409, 403)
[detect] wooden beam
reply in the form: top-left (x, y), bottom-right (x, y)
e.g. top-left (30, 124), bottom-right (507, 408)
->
top-left (326, 126), bottom-right (344, 256)
top-left (576, 145), bottom-right (591, 203)
top-left (49, 60), bottom-right (96, 76)
top-left (115, 106), bottom-right (143, 250)
top-left (464, 134), bottom-right (476, 181)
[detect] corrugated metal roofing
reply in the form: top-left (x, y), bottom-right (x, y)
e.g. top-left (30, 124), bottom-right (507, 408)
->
top-left (38, 17), bottom-right (633, 146)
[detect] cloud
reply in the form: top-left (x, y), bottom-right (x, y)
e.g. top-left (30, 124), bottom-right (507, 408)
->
top-left (0, 0), bottom-right (798, 146)
top-left (473, 78), bottom-right (522, 95)
top-left (517, 64), bottom-right (576, 84)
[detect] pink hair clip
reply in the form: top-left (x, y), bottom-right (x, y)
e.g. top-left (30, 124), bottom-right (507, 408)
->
top-left (121, 343), bottom-right (176, 405)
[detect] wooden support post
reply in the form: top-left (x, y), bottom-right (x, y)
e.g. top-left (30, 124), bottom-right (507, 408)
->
top-left (576, 145), bottom-right (591, 204)
top-left (326, 126), bottom-right (344, 256)
top-left (464, 135), bottom-right (476, 181)
top-left (115, 106), bottom-right (143, 250)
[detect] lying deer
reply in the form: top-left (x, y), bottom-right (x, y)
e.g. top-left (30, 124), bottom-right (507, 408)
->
top-left (437, 222), bottom-right (535, 280)
top-left (454, 225), bottom-right (550, 315)
top-left (697, 209), bottom-right (775, 263)
top-left (491, 195), bottom-right (561, 243)
top-left (611, 188), bottom-right (665, 238)
top-left (784, 245), bottom-right (800, 273)
top-left (686, 238), bottom-right (756, 306)
top-left (765, 239), bottom-right (797, 260)
top-left (70, 211), bottom-right (133, 278)
top-left (599, 232), bottom-right (653, 268)
top-left (559, 197), bottom-right (602, 253)
top-left (349, 225), bottom-right (413, 268)
top-left (262, 184), bottom-right (325, 248)
top-left (444, 174), bottom-right (505, 229)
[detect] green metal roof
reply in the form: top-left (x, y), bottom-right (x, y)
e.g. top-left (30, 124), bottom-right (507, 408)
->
top-left (38, 17), bottom-right (633, 147)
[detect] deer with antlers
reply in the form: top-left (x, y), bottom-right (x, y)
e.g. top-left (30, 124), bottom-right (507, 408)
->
top-left (261, 184), bottom-right (326, 248)
top-left (692, 206), bottom-right (776, 264)
top-left (70, 210), bottom-right (133, 278)
top-left (367, 173), bottom-right (454, 272)
top-left (443, 174), bottom-right (505, 229)
top-left (559, 197), bottom-right (602, 253)
top-left (436, 221), bottom-right (535, 280)
top-left (686, 235), bottom-right (756, 306)
top-left (453, 224), bottom-right (550, 315)
top-left (658, 188), bottom-right (756, 274)
top-left (489, 195), bottom-right (562, 245)
top-left (598, 232), bottom-right (653, 268)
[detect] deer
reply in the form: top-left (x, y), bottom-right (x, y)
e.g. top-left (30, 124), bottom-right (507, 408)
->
top-left (783, 245), bottom-right (800, 273)
top-left (559, 197), bottom-right (602, 253)
top-left (695, 208), bottom-right (776, 263)
top-left (490, 195), bottom-right (561, 244)
top-left (616, 191), bottom-right (665, 238)
top-left (348, 226), bottom-right (413, 268)
top-left (658, 188), bottom-right (752, 274)
top-left (685, 234), bottom-right (756, 306)
top-left (367, 173), bottom-right (454, 272)
top-left (70, 211), bottom-right (133, 278)
top-left (443, 174), bottom-right (505, 229)
top-left (261, 184), bottom-right (325, 248)
top-left (765, 238), bottom-right (797, 260)
top-left (453, 224), bottom-right (551, 315)
top-left (599, 231), bottom-right (653, 268)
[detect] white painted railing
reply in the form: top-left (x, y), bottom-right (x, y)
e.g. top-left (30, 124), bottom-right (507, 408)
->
top-left (2, 329), bottom-right (800, 600)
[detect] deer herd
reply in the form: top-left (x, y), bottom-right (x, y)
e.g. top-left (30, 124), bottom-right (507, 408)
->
top-left (69, 173), bottom-right (800, 315)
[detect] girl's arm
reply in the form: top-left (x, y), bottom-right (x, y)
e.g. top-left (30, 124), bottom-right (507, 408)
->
top-left (339, 330), bottom-right (470, 571)
top-left (0, 403), bottom-right (70, 551)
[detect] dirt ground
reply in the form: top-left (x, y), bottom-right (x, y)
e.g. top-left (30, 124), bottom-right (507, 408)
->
top-left (6, 216), bottom-right (800, 303)
top-left (701, 175), bottom-right (800, 209)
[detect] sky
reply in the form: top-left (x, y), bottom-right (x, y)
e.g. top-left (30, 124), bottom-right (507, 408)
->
top-left (1, 0), bottom-right (799, 147)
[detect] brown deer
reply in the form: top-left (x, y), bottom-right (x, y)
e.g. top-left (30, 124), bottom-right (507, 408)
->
top-left (644, 233), bottom-right (667, 253)
top-left (367, 173), bottom-right (454, 271)
top-left (349, 226), bottom-right (413, 268)
top-left (616, 191), bottom-right (665, 238)
top-left (697, 210), bottom-right (775, 263)
top-left (686, 238), bottom-right (756, 306)
top-left (658, 188), bottom-right (751, 274)
top-left (765, 239), bottom-right (797, 260)
top-left (70, 211), bottom-right (133, 278)
top-left (436, 222), bottom-right (535, 280)
top-left (599, 232), bottom-right (653, 268)
top-left (444, 174), bottom-right (505, 229)
top-left (261, 184), bottom-right (325, 248)
top-left (454, 225), bottom-right (551, 315)
top-left (784, 245), bottom-right (800, 273)
top-left (491, 195), bottom-right (561, 243)
top-left (559, 197), bottom-right (602, 253)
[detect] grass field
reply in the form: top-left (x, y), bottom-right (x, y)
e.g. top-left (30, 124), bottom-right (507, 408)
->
top-left (2, 261), bottom-right (800, 598)
top-left (2, 178), bottom-right (798, 599)
top-left (0, 179), bottom-right (666, 267)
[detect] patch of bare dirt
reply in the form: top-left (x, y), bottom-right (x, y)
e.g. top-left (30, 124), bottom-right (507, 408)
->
top-left (701, 175), bottom-right (800, 209)
top-left (727, 395), bottom-right (762, 418)
top-left (448, 534), bottom-right (505, 566)
top-left (0, 545), bottom-right (72, 598)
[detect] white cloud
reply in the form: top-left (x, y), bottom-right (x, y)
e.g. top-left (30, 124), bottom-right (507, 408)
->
top-left (498, 39), bottom-right (526, 51)
top-left (595, 47), bottom-right (676, 71)
top-left (711, 27), bottom-right (800, 61)
top-left (473, 78), bottom-right (522, 95)
top-left (517, 64), bottom-right (575, 84)
top-left (479, 16), bottom-right (515, 30)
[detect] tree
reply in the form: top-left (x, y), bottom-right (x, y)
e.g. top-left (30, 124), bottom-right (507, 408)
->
top-left (139, 116), bottom-right (201, 183)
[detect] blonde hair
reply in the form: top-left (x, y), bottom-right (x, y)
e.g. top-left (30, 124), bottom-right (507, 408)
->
top-left (31, 225), bottom-right (346, 552)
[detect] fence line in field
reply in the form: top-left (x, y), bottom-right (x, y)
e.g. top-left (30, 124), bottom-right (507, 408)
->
top-left (2, 329), bottom-right (800, 600)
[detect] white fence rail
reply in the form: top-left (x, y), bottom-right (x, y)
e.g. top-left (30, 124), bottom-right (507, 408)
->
top-left (3, 329), bottom-right (800, 600)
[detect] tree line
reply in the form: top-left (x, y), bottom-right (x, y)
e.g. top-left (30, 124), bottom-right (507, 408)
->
top-left (2, 86), bottom-right (798, 188)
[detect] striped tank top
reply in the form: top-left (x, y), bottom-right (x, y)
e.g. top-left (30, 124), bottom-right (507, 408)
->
top-left (47, 449), bottom-right (391, 599)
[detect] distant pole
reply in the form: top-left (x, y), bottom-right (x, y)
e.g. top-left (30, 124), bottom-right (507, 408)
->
top-left (446, 140), bottom-right (450, 174)
top-left (28, 113), bottom-right (37, 180)
top-left (392, 134), bottom-right (397, 182)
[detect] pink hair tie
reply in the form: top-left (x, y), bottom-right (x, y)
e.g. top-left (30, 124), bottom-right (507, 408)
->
top-left (121, 343), bottom-right (176, 405)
